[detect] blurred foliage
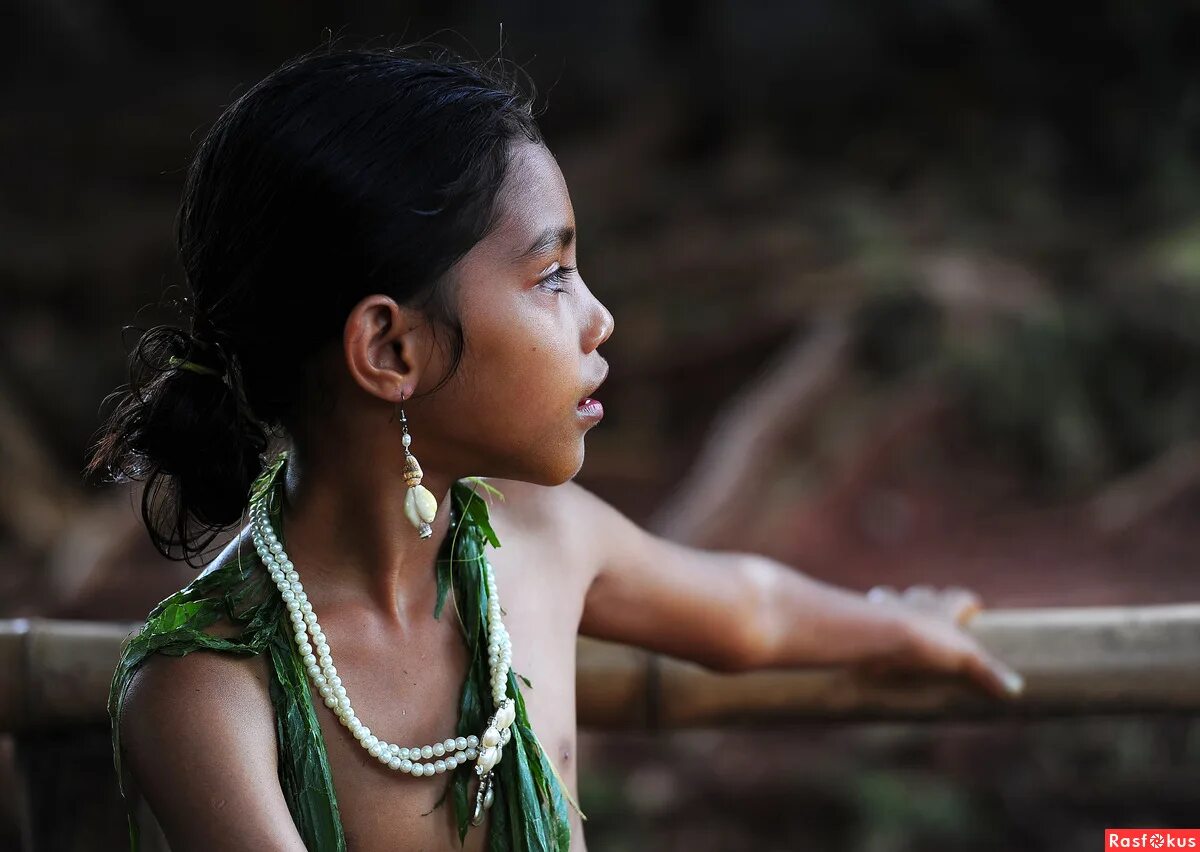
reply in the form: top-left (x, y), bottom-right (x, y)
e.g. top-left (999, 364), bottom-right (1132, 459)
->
top-left (850, 770), bottom-right (991, 852)
top-left (580, 718), bottom-right (1200, 852)
top-left (956, 293), bottom-right (1200, 492)
top-left (848, 277), bottom-right (1200, 494)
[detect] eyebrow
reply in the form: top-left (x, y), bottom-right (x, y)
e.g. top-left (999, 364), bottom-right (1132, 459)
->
top-left (516, 225), bottom-right (575, 261)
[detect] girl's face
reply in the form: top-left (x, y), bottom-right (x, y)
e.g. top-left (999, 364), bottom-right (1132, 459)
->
top-left (416, 141), bottom-right (615, 486)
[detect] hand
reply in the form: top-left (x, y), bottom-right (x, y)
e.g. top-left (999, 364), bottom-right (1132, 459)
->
top-left (862, 584), bottom-right (1025, 699)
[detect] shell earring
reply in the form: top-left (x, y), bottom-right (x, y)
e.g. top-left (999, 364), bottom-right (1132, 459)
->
top-left (398, 391), bottom-right (437, 539)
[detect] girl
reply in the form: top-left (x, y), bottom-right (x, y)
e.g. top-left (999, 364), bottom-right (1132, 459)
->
top-left (88, 47), bottom-right (1023, 852)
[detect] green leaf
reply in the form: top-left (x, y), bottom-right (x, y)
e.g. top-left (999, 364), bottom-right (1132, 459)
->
top-left (434, 547), bottom-right (453, 621)
top-left (110, 454), bottom-right (570, 852)
top-left (463, 476), bottom-right (506, 502)
top-left (458, 480), bottom-right (503, 550)
top-left (147, 599), bottom-right (207, 631)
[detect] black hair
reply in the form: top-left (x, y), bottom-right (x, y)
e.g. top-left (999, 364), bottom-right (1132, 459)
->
top-left (86, 45), bottom-right (543, 566)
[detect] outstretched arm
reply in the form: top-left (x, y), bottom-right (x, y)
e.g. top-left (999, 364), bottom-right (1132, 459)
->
top-left (566, 481), bottom-right (1023, 698)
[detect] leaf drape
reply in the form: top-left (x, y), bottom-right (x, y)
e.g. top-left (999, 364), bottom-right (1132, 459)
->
top-left (109, 451), bottom-right (575, 851)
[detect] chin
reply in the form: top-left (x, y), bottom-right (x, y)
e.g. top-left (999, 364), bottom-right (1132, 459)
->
top-left (484, 427), bottom-right (588, 487)
top-left (529, 441), bottom-right (587, 487)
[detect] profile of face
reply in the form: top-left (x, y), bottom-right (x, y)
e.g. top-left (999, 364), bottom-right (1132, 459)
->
top-left (345, 141), bottom-right (615, 488)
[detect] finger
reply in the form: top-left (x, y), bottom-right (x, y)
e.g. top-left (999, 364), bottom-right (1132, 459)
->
top-left (962, 648), bottom-right (1025, 699)
top-left (866, 585), bottom-right (899, 604)
top-left (901, 585), bottom-right (947, 619)
top-left (939, 588), bottom-right (983, 625)
top-left (902, 585), bottom-right (936, 605)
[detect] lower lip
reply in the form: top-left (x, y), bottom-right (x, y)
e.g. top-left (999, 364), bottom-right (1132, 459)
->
top-left (576, 398), bottom-right (604, 422)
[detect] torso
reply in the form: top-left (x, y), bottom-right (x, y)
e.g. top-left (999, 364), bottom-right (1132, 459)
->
top-left (186, 478), bottom-right (591, 851)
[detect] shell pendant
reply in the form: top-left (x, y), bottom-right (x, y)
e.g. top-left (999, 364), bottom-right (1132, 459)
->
top-left (471, 771), bottom-right (496, 825)
top-left (402, 453), bottom-right (437, 538)
top-left (404, 484), bottom-right (438, 538)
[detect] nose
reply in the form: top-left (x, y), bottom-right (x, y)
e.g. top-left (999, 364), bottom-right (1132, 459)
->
top-left (579, 273), bottom-right (614, 351)
top-left (589, 299), bottom-right (614, 351)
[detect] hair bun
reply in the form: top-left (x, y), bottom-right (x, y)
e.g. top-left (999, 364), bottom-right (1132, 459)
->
top-left (86, 323), bottom-right (268, 565)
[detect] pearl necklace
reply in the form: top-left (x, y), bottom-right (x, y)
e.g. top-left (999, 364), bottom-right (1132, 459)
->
top-left (249, 495), bottom-right (516, 825)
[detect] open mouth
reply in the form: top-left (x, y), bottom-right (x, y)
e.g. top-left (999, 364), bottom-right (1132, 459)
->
top-left (578, 366), bottom-right (608, 418)
top-left (576, 397), bottom-right (604, 419)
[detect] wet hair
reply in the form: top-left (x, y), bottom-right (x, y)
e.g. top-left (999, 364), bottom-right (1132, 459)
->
top-left (86, 46), bottom-right (543, 566)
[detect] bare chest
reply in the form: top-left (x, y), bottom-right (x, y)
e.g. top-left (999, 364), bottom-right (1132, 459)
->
top-left (302, 518), bottom-right (588, 851)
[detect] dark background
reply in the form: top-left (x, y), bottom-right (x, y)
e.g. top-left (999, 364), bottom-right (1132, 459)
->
top-left (4, 2), bottom-right (1200, 850)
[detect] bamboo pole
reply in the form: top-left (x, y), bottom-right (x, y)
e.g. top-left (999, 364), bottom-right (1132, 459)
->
top-left (4, 605), bottom-right (1200, 733)
top-left (581, 603), bottom-right (1200, 727)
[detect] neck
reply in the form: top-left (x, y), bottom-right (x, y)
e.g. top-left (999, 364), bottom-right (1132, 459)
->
top-left (275, 440), bottom-right (465, 630)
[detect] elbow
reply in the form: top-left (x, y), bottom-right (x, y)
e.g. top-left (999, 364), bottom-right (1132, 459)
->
top-left (709, 621), bottom-right (768, 674)
top-left (716, 554), bottom-right (781, 674)
top-left (702, 642), bottom-right (753, 675)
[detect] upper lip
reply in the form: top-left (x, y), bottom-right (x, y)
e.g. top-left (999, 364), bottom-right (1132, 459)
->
top-left (580, 365), bottom-right (609, 402)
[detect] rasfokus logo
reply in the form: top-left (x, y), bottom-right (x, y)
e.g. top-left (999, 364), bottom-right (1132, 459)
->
top-left (1107, 829), bottom-right (1200, 848)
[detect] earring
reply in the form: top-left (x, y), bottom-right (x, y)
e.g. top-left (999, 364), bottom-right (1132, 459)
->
top-left (398, 391), bottom-right (437, 539)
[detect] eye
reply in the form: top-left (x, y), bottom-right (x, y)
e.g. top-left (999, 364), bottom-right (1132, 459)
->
top-left (537, 264), bottom-right (576, 293)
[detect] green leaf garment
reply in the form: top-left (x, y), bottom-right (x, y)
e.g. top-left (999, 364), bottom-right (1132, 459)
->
top-left (108, 450), bottom-right (579, 851)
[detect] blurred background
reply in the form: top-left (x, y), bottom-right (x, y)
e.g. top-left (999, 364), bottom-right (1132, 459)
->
top-left (4, 1), bottom-right (1200, 850)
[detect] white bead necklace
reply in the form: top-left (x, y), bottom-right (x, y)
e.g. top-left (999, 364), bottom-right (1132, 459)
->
top-left (249, 495), bottom-right (516, 825)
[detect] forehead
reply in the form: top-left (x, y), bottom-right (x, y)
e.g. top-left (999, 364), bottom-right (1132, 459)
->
top-left (481, 142), bottom-right (574, 260)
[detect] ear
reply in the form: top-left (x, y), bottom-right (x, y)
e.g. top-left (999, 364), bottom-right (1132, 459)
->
top-left (343, 295), bottom-right (432, 403)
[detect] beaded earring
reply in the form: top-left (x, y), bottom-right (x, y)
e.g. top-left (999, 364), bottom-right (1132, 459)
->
top-left (398, 390), bottom-right (438, 539)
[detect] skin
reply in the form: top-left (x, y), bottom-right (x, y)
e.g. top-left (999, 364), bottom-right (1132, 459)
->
top-left (119, 141), bottom-right (1023, 852)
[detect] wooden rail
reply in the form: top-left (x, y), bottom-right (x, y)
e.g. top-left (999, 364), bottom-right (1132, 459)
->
top-left (4, 604), bottom-right (1200, 733)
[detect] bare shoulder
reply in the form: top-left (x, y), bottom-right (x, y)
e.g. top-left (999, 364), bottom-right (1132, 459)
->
top-left (476, 477), bottom-right (614, 586)
top-left (121, 641), bottom-right (274, 748)
top-left (118, 532), bottom-right (307, 850)
top-left (121, 526), bottom-right (276, 775)
top-left (120, 646), bottom-right (305, 850)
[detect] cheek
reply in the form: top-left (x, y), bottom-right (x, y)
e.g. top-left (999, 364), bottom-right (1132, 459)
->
top-left (437, 297), bottom-right (588, 482)
top-left (477, 296), bottom-right (576, 390)
top-left (498, 332), bottom-right (577, 418)
top-left (454, 299), bottom-right (578, 425)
